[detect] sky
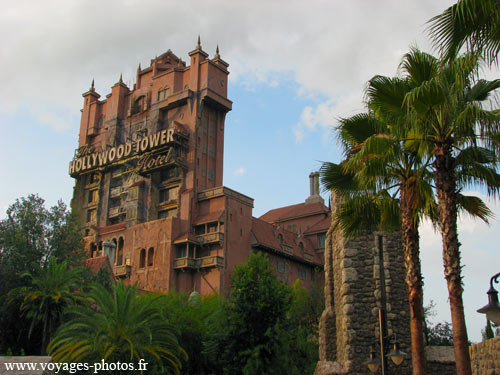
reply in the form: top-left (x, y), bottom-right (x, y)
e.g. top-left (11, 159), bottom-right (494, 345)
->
top-left (1, 0), bottom-right (499, 343)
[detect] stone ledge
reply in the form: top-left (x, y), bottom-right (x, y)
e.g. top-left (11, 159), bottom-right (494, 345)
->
top-left (425, 346), bottom-right (455, 363)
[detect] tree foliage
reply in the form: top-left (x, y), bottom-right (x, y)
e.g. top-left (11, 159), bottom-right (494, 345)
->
top-left (219, 252), bottom-right (317, 375)
top-left (9, 257), bottom-right (84, 354)
top-left (0, 195), bottom-right (85, 354)
top-left (428, 0), bottom-right (500, 64)
top-left (48, 282), bottom-right (186, 375)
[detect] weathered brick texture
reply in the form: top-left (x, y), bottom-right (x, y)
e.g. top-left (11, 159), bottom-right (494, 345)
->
top-left (470, 337), bottom-right (500, 375)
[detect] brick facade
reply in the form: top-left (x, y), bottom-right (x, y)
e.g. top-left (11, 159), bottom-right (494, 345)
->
top-left (70, 42), bottom-right (326, 294)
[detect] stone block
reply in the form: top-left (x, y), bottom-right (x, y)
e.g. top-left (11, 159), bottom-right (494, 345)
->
top-left (344, 248), bottom-right (357, 257)
top-left (343, 268), bottom-right (358, 282)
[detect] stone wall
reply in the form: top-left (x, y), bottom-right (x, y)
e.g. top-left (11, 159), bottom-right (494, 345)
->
top-left (425, 346), bottom-right (456, 375)
top-left (470, 336), bottom-right (500, 375)
top-left (316, 193), bottom-right (411, 375)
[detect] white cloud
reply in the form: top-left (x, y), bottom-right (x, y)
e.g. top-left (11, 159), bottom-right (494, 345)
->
top-left (0, 0), bottom-right (454, 134)
top-left (235, 167), bottom-right (245, 176)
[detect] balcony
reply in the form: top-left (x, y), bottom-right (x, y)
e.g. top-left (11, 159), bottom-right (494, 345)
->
top-left (113, 265), bottom-right (131, 278)
top-left (173, 256), bottom-right (224, 270)
top-left (282, 245), bottom-right (294, 256)
top-left (174, 257), bottom-right (198, 269)
top-left (199, 255), bottom-right (224, 268)
top-left (303, 252), bottom-right (314, 262)
top-left (196, 232), bottom-right (224, 244)
top-left (108, 206), bottom-right (124, 218)
top-left (110, 186), bottom-right (122, 198)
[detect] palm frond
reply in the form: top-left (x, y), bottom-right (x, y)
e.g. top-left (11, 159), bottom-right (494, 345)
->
top-left (456, 194), bottom-right (494, 223)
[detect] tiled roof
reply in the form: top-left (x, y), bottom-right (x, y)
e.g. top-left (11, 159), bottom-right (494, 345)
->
top-left (194, 210), bottom-right (224, 225)
top-left (259, 202), bottom-right (329, 223)
top-left (85, 256), bottom-right (113, 275)
top-left (250, 217), bottom-right (321, 265)
top-left (305, 215), bottom-right (331, 234)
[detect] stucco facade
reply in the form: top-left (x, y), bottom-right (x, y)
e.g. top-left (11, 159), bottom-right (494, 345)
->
top-left (70, 41), bottom-right (326, 294)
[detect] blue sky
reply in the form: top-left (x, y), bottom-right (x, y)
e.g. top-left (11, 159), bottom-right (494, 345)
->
top-left (1, 0), bottom-right (499, 343)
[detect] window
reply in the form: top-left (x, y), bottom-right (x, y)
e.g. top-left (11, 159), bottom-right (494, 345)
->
top-left (139, 249), bottom-right (146, 268)
top-left (117, 237), bottom-right (124, 266)
top-left (277, 260), bottom-right (286, 273)
top-left (194, 225), bottom-right (206, 235)
top-left (176, 245), bottom-right (186, 258)
top-left (161, 167), bottom-right (179, 181)
top-left (207, 222), bottom-right (218, 233)
top-left (209, 123), bottom-right (215, 137)
top-left (202, 119), bottom-right (208, 133)
top-left (286, 224), bottom-right (297, 233)
top-left (88, 189), bottom-right (98, 203)
top-left (209, 145), bottom-right (215, 158)
top-left (277, 234), bottom-right (283, 245)
top-left (159, 186), bottom-right (178, 203)
top-left (208, 169), bottom-right (214, 180)
top-left (147, 248), bottom-right (154, 267)
top-left (298, 266), bottom-right (307, 280)
top-left (90, 243), bottom-right (97, 258)
top-left (87, 209), bottom-right (97, 223)
top-left (298, 242), bottom-right (304, 253)
top-left (157, 88), bottom-right (170, 101)
top-left (158, 208), bottom-right (177, 219)
top-left (202, 142), bottom-right (207, 154)
top-left (201, 165), bottom-right (206, 177)
top-left (317, 233), bottom-right (326, 249)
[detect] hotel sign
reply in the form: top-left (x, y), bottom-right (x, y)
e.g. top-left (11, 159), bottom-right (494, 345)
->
top-left (69, 129), bottom-right (179, 176)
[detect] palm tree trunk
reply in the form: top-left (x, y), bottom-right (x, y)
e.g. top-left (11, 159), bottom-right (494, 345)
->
top-left (434, 145), bottom-right (472, 375)
top-left (401, 182), bottom-right (426, 375)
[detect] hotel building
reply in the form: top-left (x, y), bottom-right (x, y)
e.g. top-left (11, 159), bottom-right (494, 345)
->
top-left (71, 40), bottom-right (328, 294)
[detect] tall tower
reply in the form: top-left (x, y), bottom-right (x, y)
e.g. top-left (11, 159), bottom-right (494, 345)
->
top-left (69, 40), bottom-right (236, 293)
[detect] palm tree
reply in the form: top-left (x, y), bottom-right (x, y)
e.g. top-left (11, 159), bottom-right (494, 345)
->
top-left (321, 100), bottom-right (435, 374)
top-left (427, 0), bottom-right (500, 64)
top-left (9, 257), bottom-right (83, 354)
top-left (321, 60), bottom-right (497, 373)
top-left (402, 48), bottom-right (500, 375)
top-left (48, 282), bottom-right (186, 375)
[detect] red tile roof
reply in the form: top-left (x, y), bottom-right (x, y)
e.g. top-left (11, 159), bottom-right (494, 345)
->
top-left (259, 202), bottom-right (329, 223)
top-left (250, 217), bottom-right (321, 265)
top-left (305, 215), bottom-right (331, 234)
top-left (194, 210), bottom-right (224, 225)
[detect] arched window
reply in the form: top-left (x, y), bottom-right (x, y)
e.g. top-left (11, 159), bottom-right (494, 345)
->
top-left (117, 237), bottom-right (124, 266)
top-left (139, 249), bottom-right (146, 268)
top-left (90, 243), bottom-right (97, 258)
top-left (277, 234), bottom-right (283, 244)
top-left (147, 248), bottom-right (154, 267)
top-left (298, 242), bottom-right (304, 253)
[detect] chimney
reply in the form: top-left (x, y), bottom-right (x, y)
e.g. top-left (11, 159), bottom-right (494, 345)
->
top-left (305, 171), bottom-right (324, 205)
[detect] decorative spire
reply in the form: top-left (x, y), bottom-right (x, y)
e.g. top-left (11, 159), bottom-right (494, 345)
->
top-left (137, 63), bottom-right (141, 72)
top-left (119, 73), bottom-right (123, 84)
top-left (214, 45), bottom-right (220, 59)
top-left (197, 35), bottom-right (201, 49)
top-left (90, 78), bottom-right (95, 91)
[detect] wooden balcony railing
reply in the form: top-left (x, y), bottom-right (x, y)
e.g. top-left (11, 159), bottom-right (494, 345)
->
top-left (196, 232), bottom-right (224, 244)
top-left (113, 265), bottom-right (131, 278)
